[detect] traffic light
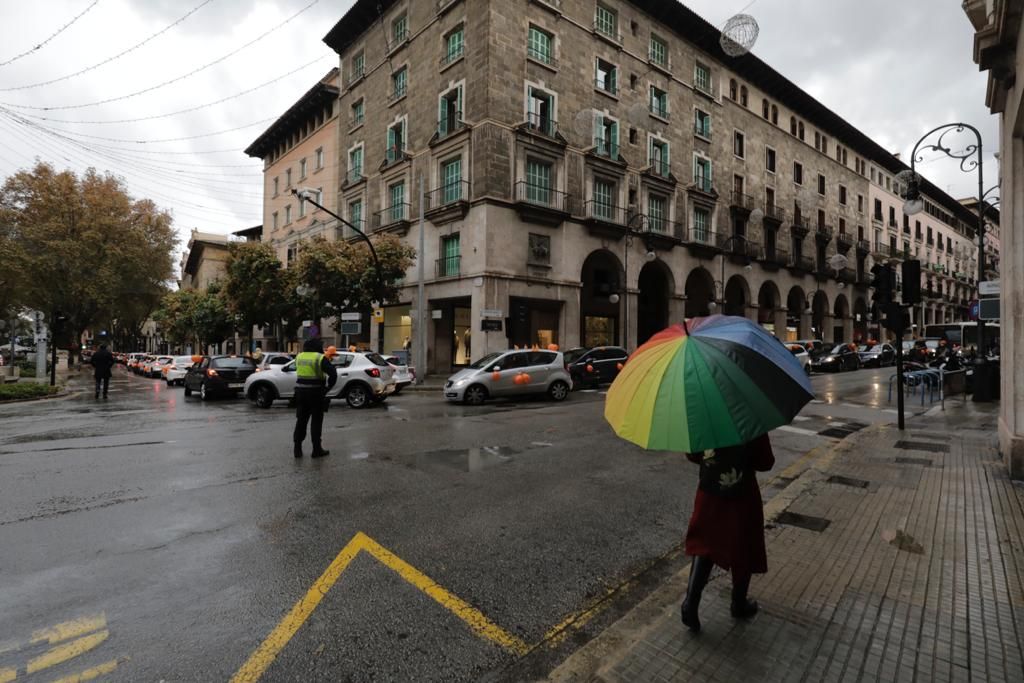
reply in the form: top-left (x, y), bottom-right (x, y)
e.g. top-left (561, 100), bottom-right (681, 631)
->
top-left (901, 260), bottom-right (921, 305)
top-left (870, 264), bottom-right (894, 306)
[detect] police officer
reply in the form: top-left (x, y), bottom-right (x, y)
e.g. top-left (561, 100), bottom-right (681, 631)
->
top-left (293, 338), bottom-right (338, 458)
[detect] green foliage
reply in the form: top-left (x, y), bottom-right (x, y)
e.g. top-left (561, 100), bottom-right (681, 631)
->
top-left (223, 241), bottom-right (284, 344)
top-left (153, 284), bottom-right (232, 350)
top-left (0, 383), bottom-right (58, 401)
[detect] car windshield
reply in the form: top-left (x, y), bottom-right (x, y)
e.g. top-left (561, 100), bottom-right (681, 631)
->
top-left (857, 344), bottom-right (877, 352)
top-left (211, 357), bottom-right (256, 369)
top-left (157, 357), bottom-right (173, 363)
top-left (830, 344), bottom-right (848, 354)
top-left (788, 346), bottom-right (804, 356)
top-left (174, 357), bottom-right (193, 364)
top-left (363, 353), bottom-right (392, 367)
top-left (563, 348), bottom-right (588, 364)
top-left (925, 341), bottom-right (940, 349)
top-left (468, 352), bottom-right (503, 369)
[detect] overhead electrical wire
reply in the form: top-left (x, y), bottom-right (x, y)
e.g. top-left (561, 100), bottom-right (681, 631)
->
top-left (12, 114), bottom-right (279, 144)
top-left (0, 0), bottom-right (101, 68)
top-left (0, 0), bottom-right (320, 110)
top-left (0, 0), bottom-right (215, 91)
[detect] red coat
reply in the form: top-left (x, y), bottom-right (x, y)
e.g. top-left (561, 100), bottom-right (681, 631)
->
top-left (684, 434), bottom-right (775, 575)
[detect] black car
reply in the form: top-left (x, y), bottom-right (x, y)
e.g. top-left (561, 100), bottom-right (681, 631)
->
top-left (810, 343), bottom-right (861, 372)
top-left (857, 343), bottom-right (895, 368)
top-left (565, 346), bottom-right (629, 388)
top-left (183, 355), bottom-right (257, 400)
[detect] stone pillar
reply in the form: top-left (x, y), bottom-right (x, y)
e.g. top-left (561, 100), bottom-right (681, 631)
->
top-left (800, 311), bottom-right (812, 339)
top-left (774, 307), bottom-right (788, 339)
top-left (823, 314), bottom-right (836, 343)
top-left (843, 315), bottom-right (854, 341)
top-left (669, 295), bottom-right (686, 327)
top-left (624, 289), bottom-right (638, 351)
top-left (746, 303), bottom-right (759, 324)
top-left (562, 285), bottom-right (582, 350)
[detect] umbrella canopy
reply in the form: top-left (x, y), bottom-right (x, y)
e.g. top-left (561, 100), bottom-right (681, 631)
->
top-left (604, 315), bottom-right (814, 453)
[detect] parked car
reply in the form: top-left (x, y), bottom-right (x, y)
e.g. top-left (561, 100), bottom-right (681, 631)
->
top-left (149, 356), bottom-right (174, 378)
top-left (794, 339), bottom-right (829, 360)
top-left (183, 355), bottom-right (258, 400)
top-left (565, 346), bottom-right (629, 388)
top-left (254, 352), bottom-right (294, 372)
top-left (787, 344), bottom-right (811, 374)
top-left (384, 356), bottom-right (415, 394)
top-left (444, 349), bottom-right (572, 405)
top-left (126, 353), bottom-right (146, 371)
top-left (163, 355), bottom-right (197, 386)
top-left (810, 343), bottom-right (862, 372)
top-left (244, 351), bottom-right (396, 409)
top-left (857, 343), bottom-right (895, 368)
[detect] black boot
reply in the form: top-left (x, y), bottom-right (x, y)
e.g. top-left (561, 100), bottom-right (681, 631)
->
top-left (730, 573), bottom-right (759, 619)
top-left (294, 443), bottom-right (303, 458)
top-left (680, 556), bottom-right (714, 632)
top-left (311, 445), bottom-right (330, 458)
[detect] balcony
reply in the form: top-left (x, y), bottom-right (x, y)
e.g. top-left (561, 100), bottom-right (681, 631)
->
top-left (650, 103), bottom-right (670, 120)
top-left (689, 175), bottom-right (715, 197)
top-left (856, 239), bottom-right (871, 254)
top-left (790, 215), bottom-right (811, 238)
top-left (888, 219), bottom-right (899, 229)
top-left (514, 181), bottom-right (572, 226)
top-left (872, 243), bottom-right (890, 259)
top-left (335, 220), bottom-right (366, 242)
top-left (437, 0), bottom-right (461, 13)
top-left (814, 224), bottom-right (834, 243)
top-left (693, 121), bottom-right (711, 140)
top-left (388, 29), bottom-right (410, 54)
top-left (729, 191), bottom-right (754, 214)
top-left (638, 216), bottom-right (679, 251)
top-left (594, 77), bottom-right (617, 97)
top-left (837, 267), bottom-right (856, 284)
top-left (582, 200), bottom-right (628, 240)
top-left (440, 45), bottom-right (465, 68)
top-left (915, 232), bottom-right (923, 241)
top-left (527, 46), bottom-right (557, 69)
top-left (346, 68), bottom-right (365, 88)
top-left (383, 145), bottom-right (409, 168)
top-left (694, 77), bottom-right (713, 98)
top-left (424, 180), bottom-right (470, 224)
top-left (387, 86), bottom-right (407, 105)
top-left (372, 203), bottom-right (412, 236)
top-left (836, 231), bottom-right (855, 254)
top-left (436, 255), bottom-right (461, 279)
top-left (590, 139), bottom-right (621, 162)
top-left (433, 112), bottom-right (467, 144)
top-left (760, 245), bottom-right (789, 271)
top-left (593, 19), bottom-right (622, 44)
top-left (686, 229), bottom-right (725, 259)
top-left (645, 157), bottom-right (673, 181)
top-left (763, 203), bottom-right (785, 224)
top-left (344, 168), bottom-right (365, 187)
top-left (648, 50), bottom-right (670, 74)
top-left (348, 114), bottom-right (365, 129)
top-left (787, 254), bottom-right (815, 274)
top-left (726, 237), bottom-right (763, 263)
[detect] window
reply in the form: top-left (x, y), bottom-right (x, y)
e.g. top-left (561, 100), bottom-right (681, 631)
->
top-left (273, 177), bottom-right (279, 197)
top-left (527, 25), bottom-right (553, 64)
top-left (649, 86), bottom-right (668, 118)
top-left (649, 34), bottom-right (667, 67)
top-left (839, 217), bottom-right (846, 234)
top-left (793, 161), bottom-right (803, 185)
top-left (765, 187), bottom-right (775, 212)
top-left (438, 85), bottom-right (463, 136)
top-left (441, 158), bottom-right (462, 203)
top-left (874, 199), bottom-right (882, 220)
top-left (593, 178), bottom-right (615, 219)
top-left (765, 146), bottom-right (776, 173)
top-left (348, 146), bottom-right (363, 180)
top-left (790, 116), bottom-right (797, 135)
top-left (649, 138), bottom-right (669, 177)
top-left (286, 244), bottom-right (298, 265)
top-left (821, 135), bottom-right (828, 155)
top-left (284, 204), bottom-right (292, 224)
top-left (315, 148), bottom-right (324, 170)
top-left (298, 195), bottom-right (306, 218)
top-left (392, 13), bottom-right (408, 45)
top-left (797, 122), bottom-right (805, 140)
top-left (693, 206), bottom-right (710, 242)
top-left (440, 234), bottom-right (460, 277)
top-left (694, 63), bottom-right (711, 94)
top-left (839, 185), bottom-right (847, 205)
top-left (351, 99), bottom-right (364, 126)
top-left (445, 26), bottom-right (465, 65)
top-left (527, 86), bottom-right (555, 135)
top-left (285, 168), bottom-right (292, 188)
top-left (272, 211), bottom-right (278, 230)
top-left (595, 5), bottom-right (618, 39)
top-left (771, 104), bottom-right (778, 125)
top-left (729, 78), bottom-right (737, 100)
top-left (648, 194), bottom-right (667, 232)
top-left (391, 67), bottom-right (407, 100)
top-left (594, 114), bottom-right (618, 158)
top-left (525, 159), bottom-right (552, 204)
top-left (733, 130), bottom-right (745, 158)
top-left (762, 99), bottom-right (770, 119)
top-left (299, 158), bottom-right (307, 179)
top-left (889, 206), bottom-right (896, 226)
top-left (388, 181), bottom-right (406, 221)
top-left (814, 131), bottom-right (820, 149)
top-left (739, 85), bottom-right (748, 106)
top-left (694, 109), bottom-right (711, 139)
top-left (387, 121), bottom-right (405, 162)
top-left (349, 199), bottom-right (363, 232)
top-left (595, 58), bottom-right (617, 94)
top-left (351, 51), bottom-right (365, 81)
top-left (693, 155), bottom-right (712, 192)
top-left (817, 174), bottom-right (826, 196)
top-left (858, 194), bottom-right (864, 212)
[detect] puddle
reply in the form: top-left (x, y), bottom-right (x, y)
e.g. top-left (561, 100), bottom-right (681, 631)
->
top-left (350, 451), bottom-right (370, 460)
top-left (415, 446), bottom-right (517, 472)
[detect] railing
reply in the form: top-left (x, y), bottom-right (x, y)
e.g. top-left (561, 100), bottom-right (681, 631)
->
top-left (336, 220), bottom-right (366, 241)
top-left (516, 181), bottom-right (571, 212)
top-left (594, 77), bottom-right (617, 95)
top-left (694, 76), bottom-right (713, 97)
top-left (583, 200), bottom-right (626, 225)
top-left (640, 215), bottom-right (672, 235)
top-left (873, 243), bottom-right (890, 257)
top-left (889, 219), bottom-right (899, 228)
top-left (437, 0), bottom-right (459, 11)
top-left (767, 246), bottom-right (789, 266)
top-left (836, 231), bottom-right (855, 244)
top-left (873, 213), bottom-right (884, 222)
top-left (838, 267), bottom-right (856, 283)
top-left (765, 203), bottom-right (785, 222)
top-left (385, 146), bottom-right (406, 165)
top-left (346, 168), bottom-right (364, 184)
top-left (730, 191), bottom-right (754, 211)
top-left (648, 49), bottom-right (668, 69)
top-left (857, 239), bottom-right (871, 252)
top-left (647, 158), bottom-right (671, 178)
top-left (790, 255), bottom-right (815, 271)
top-left (915, 232), bottom-right (923, 241)
top-left (592, 139), bottom-right (620, 159)
top-left (436, 255), bottom-right (461, 278)
top-left (387, 86), bottom-right (407, 104)
top-left (527, 46), bottom-right (556, 67)
top-left (791, 214), bottom-right (812, 231)
top-left (593, 19), bottom-right (622, 42)
top-left (815, 224), bottom-right (834, 239)
top-left (728, 238), bottom-right (763, 260)
top-left (687, 229), bottom-right (724, 247)
top-left (692, 176), bottom-right (713, 193)
top-left (440, 45), bottom-right (464, 67)
top-left (388, 29), bottom-right (409, 52)
top-left (693, 121), bottom-right (711, 139)
top-left (348, 114), bottom-right (365, 128)
top-left (426, 180), bottom-right (470, 209)
top-left (650, 102), bottom-right (670, 119)
top-left (437, 112), bottom-right (466, 139)
top-left (346, 68), bottom-right (365, 87)
top-left (525, 112), bottom-right (558, 138)
top-left (373, 203), bottom-right (411, 229)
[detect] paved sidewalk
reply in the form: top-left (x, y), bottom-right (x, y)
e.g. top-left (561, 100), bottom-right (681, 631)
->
top-left (549, 403), bottom-right (1024, 682)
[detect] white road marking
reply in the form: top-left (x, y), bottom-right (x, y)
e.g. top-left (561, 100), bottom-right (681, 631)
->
top-left (793, 416), bottom-right (811, 422)
top-left (531, 442), bottom-right (554, 447)
top-left (810, 399), bottom-right (825, 404)
top-left (882, 409), bottom-right (899, 414)
top-left (925, 405), bottom-right (944, 417)
top-left (777, 425), bottom-right (819, 436)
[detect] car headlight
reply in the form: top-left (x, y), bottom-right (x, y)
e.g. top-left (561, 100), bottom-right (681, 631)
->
top-left (453, 379), bottom-right (467, 387)
top-left (825, 356), bottom-right (837, 362)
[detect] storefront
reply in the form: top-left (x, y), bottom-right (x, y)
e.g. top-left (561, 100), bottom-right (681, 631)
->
top-left (430, 297), bottom-right (472, 373)
top-left (383, 304), bottom-right (412, 361)
top-left (507, 297), bottom-right (562, 350)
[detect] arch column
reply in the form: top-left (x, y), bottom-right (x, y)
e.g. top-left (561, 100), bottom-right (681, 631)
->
top-left (800, 311), bottom-right (812, 339)
top-left (746, 303), bottom-right (759, 324)
top-left (843, 315), bottom-right (854, 341)
top-left (774, 308), bottom-right (788, 338)
top-left (823, 314), bottom-right (836, 343)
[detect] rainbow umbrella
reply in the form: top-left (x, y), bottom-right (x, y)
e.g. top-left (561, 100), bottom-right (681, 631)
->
top-left (604, 315), bottom-right (814, 453)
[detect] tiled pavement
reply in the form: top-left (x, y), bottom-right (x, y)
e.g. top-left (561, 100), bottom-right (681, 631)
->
top-left (549, 404), bottom-right (1024, 682)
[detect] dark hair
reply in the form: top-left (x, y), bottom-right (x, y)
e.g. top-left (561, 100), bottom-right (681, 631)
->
top-left (99, 344), bottom-right (107, 349)
top-left (303, 338), bottom-right (324, 352)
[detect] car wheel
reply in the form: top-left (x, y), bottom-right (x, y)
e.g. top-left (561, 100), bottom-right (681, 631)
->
top-left (183, 383), bottom-right (192, 397)
top-left (463, 384), bottom-right (487, 406)
top-left (346, 383), bottom-right (370, 409)
top-left (392, 387), bottom-right (403, 395)
top-left (548, 380), bottom-right (570, 402)
top-left (200, 382), bottom-right (210, 401)
top-left (804, 364), bottom-right (811, 375)
top-left (254, 384), bottom-right (275, 409)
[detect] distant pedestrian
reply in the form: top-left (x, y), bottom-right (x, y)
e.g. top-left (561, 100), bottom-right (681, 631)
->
top-left (90, 344), bottom-right (115, 399)
top-left (252, 346), bottom-right (264, 364)
top-left (292, 338), bottom-right (337, 458)
top-left (680, 433), bottom-right (775, 632)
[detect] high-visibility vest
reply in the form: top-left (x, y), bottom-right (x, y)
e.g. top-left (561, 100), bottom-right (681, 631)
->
top-left (295, 352), bottom-right (325, 383)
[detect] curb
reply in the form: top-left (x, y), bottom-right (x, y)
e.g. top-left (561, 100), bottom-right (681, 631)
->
top-left (546, 425), bottom-right (879, 683)
top-left (0, 388), bottom-right (72, 405)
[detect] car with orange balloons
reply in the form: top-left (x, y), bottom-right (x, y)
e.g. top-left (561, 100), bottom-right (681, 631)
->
top-left (163, 355), bottom-right (200, 386)
top-left (443, 348), bottom-right (572, 405)
top-left (564, 346), bottom-right (629, 389)
top-left (243, 350), bottom-right (395, 409)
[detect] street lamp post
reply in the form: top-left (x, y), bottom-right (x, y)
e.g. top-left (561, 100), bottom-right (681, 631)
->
top-left (291, 188), bottom-right (386, 353)
top-left (709, 235), bottom-right (753, 315)
top-left (609, 216), bottom-right (656, 349)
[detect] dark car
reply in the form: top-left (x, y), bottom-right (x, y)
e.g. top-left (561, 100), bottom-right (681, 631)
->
top-left (794, 339), bottom-right (829, 360)
top-left (857, 343), bottom-right (895, 368)
top-left (810, 343), bottom-right (861, 372)
top-left (183, 355), bottom-right (257, 401)
top-left (565, 346), bottom-right (629, 388)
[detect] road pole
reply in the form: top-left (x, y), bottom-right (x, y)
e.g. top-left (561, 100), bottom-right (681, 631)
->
top-left (895, 315), bottom-right (906, 430)
top-left (416, 175), bottom-right (426, 383)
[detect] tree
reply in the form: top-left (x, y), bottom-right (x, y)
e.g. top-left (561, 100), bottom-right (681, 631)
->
top-left (222, 241), bottom-right (284, 350)
top-left (190, 282), bottom-right (234, 350)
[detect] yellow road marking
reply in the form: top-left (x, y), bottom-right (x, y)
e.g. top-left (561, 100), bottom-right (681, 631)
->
top-left (0, 667), bottom-right (15, 683)
top-left (761, 444), bottom-right (825, 490)
top-left (31, 614), bottom-right (106, 645)
top-left (48, 657), bottom-right (123, 683)
top-left (27, 631), bottom-right (109, 674)
top-left (231, 532), bottom-right (528, 683)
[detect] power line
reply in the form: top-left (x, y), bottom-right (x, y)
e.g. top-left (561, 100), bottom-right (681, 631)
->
top-left (12, 55), bottom-right (332, 124)
top-left (0, 0), bottom-right (101, 68)
top-left (0, 0), bottom-right (214, 91)
top-left (11, 113), bottom-right (278, 144)
top-left (0, 0), bottom-right (320, 110)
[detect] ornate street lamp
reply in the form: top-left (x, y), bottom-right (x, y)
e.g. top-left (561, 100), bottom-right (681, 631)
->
top-left (708, 234), bottom-right (753, 315)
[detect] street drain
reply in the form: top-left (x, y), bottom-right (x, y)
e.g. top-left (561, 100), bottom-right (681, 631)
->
top-left (819, 428), bottom-right (856, 439)
top-left (895, 456), bottom-right (934, 467)
top-left (775, 511), bottom-right (831, 532)
top-left (894, 440), bottom-right (950, 453)
top-left (826, 475), bottom-right (870, 489)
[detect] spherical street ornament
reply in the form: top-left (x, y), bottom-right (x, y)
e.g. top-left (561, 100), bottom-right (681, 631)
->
top-left (609, 293), bottom-right (621, 305)
top-left (750, 207), bottom-right (764, 224)
top-left (895, 169), bottom-right (918, 187)
top-left (720, 14), bottom-right (759, 57)
top-left (645, 250), bottom-right (657, 262)
top-left (829, 253), bottom-right (849, 270)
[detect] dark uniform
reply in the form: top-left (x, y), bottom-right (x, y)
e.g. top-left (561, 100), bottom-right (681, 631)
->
top-left (293, 339), bottom-right (338, 458)
top-left (90, 345), bottom-right (115, 398)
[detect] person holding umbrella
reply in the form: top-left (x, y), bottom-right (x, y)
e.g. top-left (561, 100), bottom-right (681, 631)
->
top-left (604, 316), bottom-right (813, 633)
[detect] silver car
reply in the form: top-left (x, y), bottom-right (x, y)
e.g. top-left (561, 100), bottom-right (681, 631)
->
top-left (444, 349), bottom-right (572, 405)
top-left (164, 355), bottom-right (198, 386)
top-left (244, 351), bottom-right (396, 409)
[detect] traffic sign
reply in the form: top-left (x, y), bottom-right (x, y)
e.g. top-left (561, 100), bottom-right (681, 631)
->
top-left (979, 298), bottom-right (1000, 321)
top-left (968, 301), bottom-right (980, 320)
top-left (373, 309), bottom-right (384, 322)
top-left (341, 312), bottom-right (361, 321)
top-left (979, 280), bottom-right (1000, 296)
top-left (481, 309), bottom-right (503, 318)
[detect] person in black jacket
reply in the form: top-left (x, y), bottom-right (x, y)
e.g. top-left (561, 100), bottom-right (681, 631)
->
top-left (90, 344), bottom-right (115, 398)
top-left (293, 338), bottom-right (338, 458)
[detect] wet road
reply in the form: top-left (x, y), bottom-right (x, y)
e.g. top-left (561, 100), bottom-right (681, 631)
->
top-left (0, 365), bottom-right (912, 682)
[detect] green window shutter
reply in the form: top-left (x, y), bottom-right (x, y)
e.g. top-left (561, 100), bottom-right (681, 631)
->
top-left (443, 159), bottom-right (462, 203)
top-left (526, 160), bottom-right (550, 203)
top-left (593, 113), bottom-right (602, 150)
top-left (609, 121), bottom-right (618, 157)
top-left (439, 96), bottom-right (448, 135)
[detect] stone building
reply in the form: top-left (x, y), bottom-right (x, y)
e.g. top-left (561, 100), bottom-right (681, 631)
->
top-left (316, 0), bottom-right (983, 374)
top-left (179, 230), bottom-right (231, 292)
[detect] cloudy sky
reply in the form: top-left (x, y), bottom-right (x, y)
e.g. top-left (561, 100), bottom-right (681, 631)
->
top-left (0, 0), bottom-right (995, 264)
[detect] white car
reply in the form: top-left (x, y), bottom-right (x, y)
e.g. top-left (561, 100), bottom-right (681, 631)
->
top-left (149, 356), bottom-right (175, 378)
top-left (385, 356), bottom-right (414, 394)
top-left (244, 351), bottom-right (396, 409)
top-left (787, 344), bottom-right (811, 375)
top-left (163, 355), bottom-right (198, 386)
top-left (254, 352), bottom-right (294, 371)
top-left (444, 349), bottom-right (573, 405)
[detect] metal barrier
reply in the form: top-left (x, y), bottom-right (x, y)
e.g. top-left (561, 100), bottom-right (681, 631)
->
top-left (888, 368), bottom-right (945, 409)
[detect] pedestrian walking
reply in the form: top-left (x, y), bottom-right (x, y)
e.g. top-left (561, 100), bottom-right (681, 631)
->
top-left (680, 433), bottom-right (775, 632)
top-left (90, 343), bottom-right (115, 399)
top-left (292, 338), bottom-right (337, 459)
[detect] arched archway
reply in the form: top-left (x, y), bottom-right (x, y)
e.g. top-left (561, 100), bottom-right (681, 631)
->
top-left (787, 286), bottom-right (807, 338)
top-left (833, 294), bottom-right (851, 342)
top-left (724, 275), bottom-right (751, 318)
top-left (637, 260), bottom-right (673, 345)
top-left (853, 297), bottom-right (868, 341)
top-left (812, 290), bottom-right (829, 341)
top-left (757, 281), bottom-right (781, 331)
top-left (580, 250), bottom-right (624, 347)
top-left (684, 268), bottom-right (715, 318)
